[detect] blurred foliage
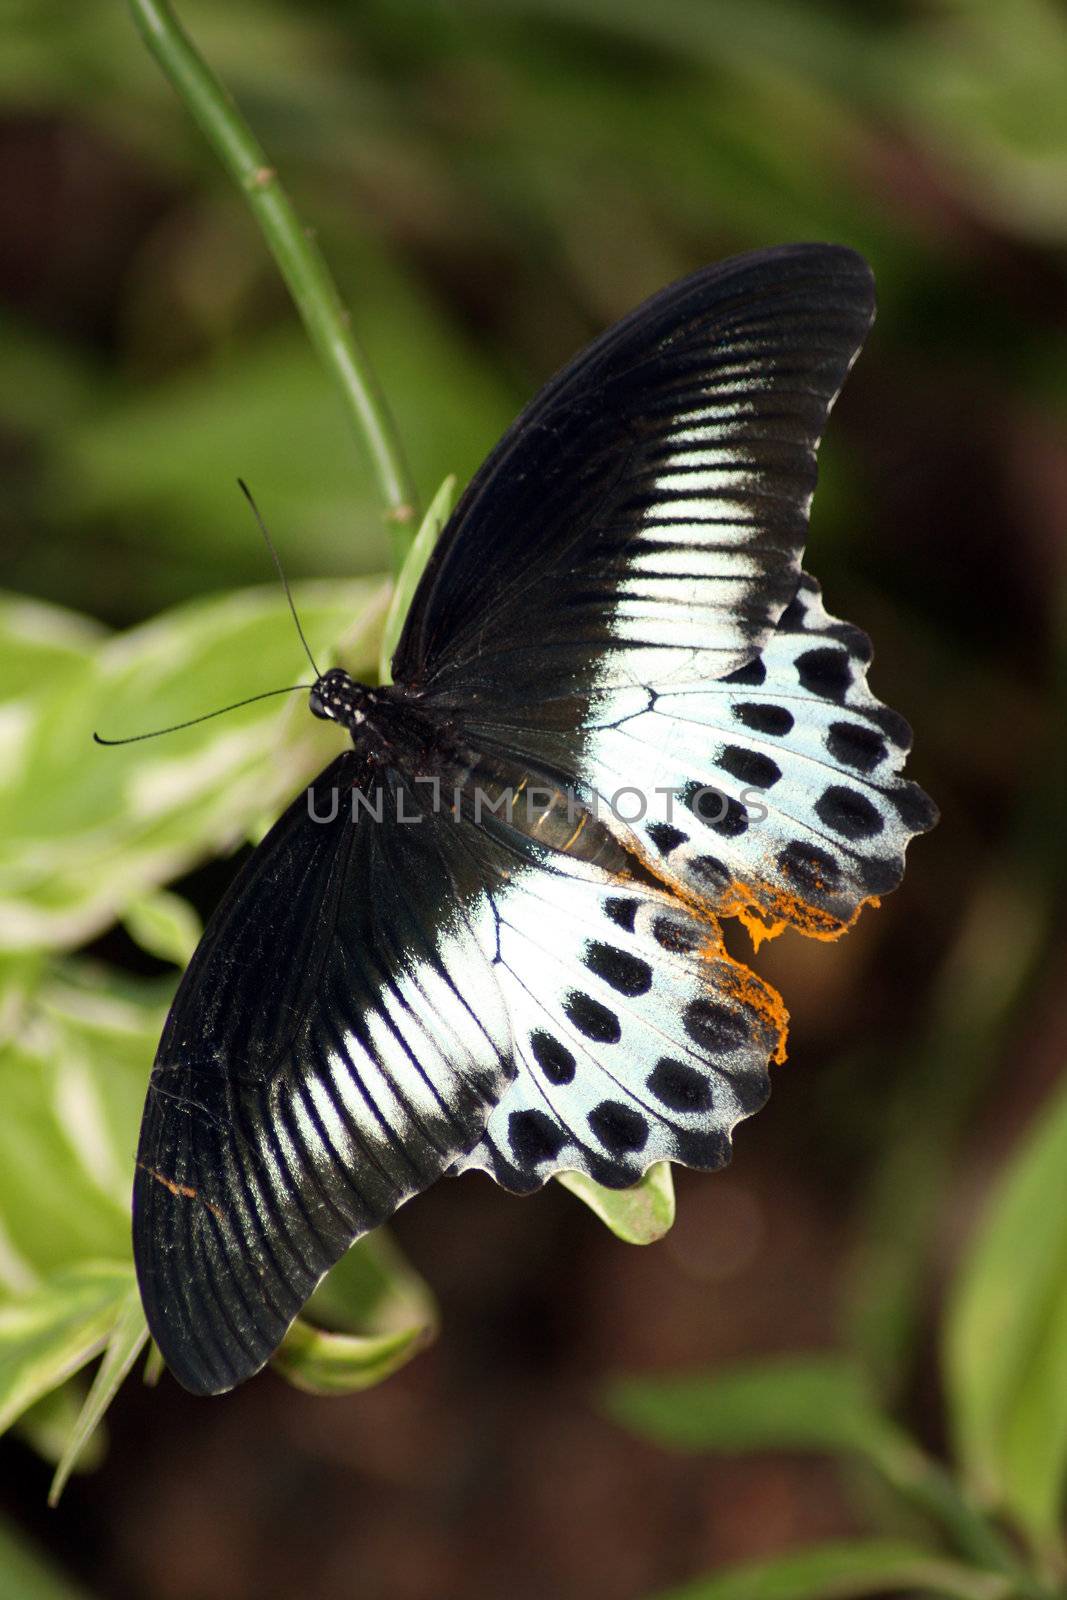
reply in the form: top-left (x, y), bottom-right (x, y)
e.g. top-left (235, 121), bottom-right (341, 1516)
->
top-left (0, 0), bottom-right (1065, 1596)
top-left (608, 1082), bottom-right (1067, 1596)
top-left (0, 582), bottom-right (439, 1498)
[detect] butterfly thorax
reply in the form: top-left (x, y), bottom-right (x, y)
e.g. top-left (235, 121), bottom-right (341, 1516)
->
top-left (308, 668), bottom-right (443, 760)
top-left (309, 669), bottom-right (644, 875)
top-left (308, 668), bottom-right (376, 731)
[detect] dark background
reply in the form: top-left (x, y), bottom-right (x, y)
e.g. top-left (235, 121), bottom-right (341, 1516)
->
top-left (1, 2), bottom-right (1065, 1596)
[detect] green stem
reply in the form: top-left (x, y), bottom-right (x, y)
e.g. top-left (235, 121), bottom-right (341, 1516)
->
top-left (126, 0), bottom-right (420, 569)
top-left (870, 1427), bottom-right (1050, 1599)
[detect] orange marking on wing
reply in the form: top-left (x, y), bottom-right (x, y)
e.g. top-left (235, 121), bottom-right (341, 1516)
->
top-left (139, 1162), bottom-right (224, 1222)
top-left (718, 949), bottom-right (791, 1065)
top-left (599, 824), bottom-right (882, 1072)
top-left (716, 880), bottom-right (881, 950)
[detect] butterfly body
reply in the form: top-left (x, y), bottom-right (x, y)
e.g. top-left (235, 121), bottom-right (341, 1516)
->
top-left (132, 244), bottom-right (937, 1394)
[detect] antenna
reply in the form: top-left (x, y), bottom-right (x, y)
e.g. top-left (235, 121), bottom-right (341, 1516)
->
top-left (93, 684), bottom-right (311, 746)
top-left (237, 478), bottom-right (320, 679)
top-left (95, 483), bottom-right (320, 748)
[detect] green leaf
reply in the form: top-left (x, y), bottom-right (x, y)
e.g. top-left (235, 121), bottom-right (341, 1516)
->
top-left (122, 890), bottom-right (202, 968)
top-left (0, 968), bottom-right (165, 1278)
top-left (558, 1162), bottom-right (676, 1244)
top-left (0, 580), bottom-right (386, 952)
top-left (606, 1360), bottom-right (1030, 1578)
top-left (271, 1319), bottom-right (431, 1396)
top-left (643, 1539), bottom-right (1016, 1600)
top-left (12, 1379), bottom-right (105, 1474)
top-left (378, 474), bottom-right (456, 684)
top-left (0, 1262), bottom-right (134, 1437)
top-left (142, 1341), bottom-right (165, 1388)
top-left (0, 1511), bottom-right (96, 1600)
top-left (0, 593), bottom-right (104, 704)
top-left (605, 1356), bottom-right (895, 1456)
top-left (944, 1074), bottom-right (1067, 1548)
top-left (48, 1282), bottom-right (148, 1505)
top-left (272, 1231), bottom-right (436, 1396)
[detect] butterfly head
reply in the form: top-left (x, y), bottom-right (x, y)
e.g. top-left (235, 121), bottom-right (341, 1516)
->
top-left (308, 668), bottom-right (367, 730)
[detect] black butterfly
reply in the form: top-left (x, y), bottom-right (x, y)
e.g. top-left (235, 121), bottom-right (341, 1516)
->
top-left (133, 244), bottom-right (937, 1395)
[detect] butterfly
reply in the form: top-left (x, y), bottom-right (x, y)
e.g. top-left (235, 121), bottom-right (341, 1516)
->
top-left (132, 243), bottom-right (937, 1395)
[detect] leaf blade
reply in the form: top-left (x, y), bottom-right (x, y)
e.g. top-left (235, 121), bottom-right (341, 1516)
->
top-left (558, 1161), bottom-right (676, 1244)
top-left (644, 1539), bottom-right (1017, 1600)
top-left (944, 1075), bottom-right (1067, 1547)
top-left (48, 1282), bottom-right (149, 1505)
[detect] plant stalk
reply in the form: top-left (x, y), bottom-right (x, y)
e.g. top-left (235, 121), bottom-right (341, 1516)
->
top-left (126, 0), bottom-right (420, 569)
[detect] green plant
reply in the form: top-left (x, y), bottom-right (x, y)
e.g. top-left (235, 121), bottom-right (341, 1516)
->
top-left (605, 1078), bottom-right (1067, 1600)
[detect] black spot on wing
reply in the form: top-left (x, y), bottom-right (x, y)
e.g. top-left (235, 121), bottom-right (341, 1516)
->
top-left (858, 855), bottom-right (905, 894)
top-left (681, 781), bottom-right (749, 837)
top-left (826, 721), bottom-right (888, 773)
top-left (723, 657), bottom-right (766, 687)
top-left (683, 998), bottom-right (749, 1054)
top-left (717, 745), bottom-right (782, 789)
top-left (892, 781), bottom-right (939, 832)
top-left (777, 840), bottom-right (842, 896)
top-left (652, 916), bottom-right (701, 953)
top-left (814, 784), bottom-right (884, 840)
top-left (583, 940), bottom-right (654, 996)
top-left (563, 990), bottom-right (622, 1044)
top-left (688, 855), bottom-right (732, 891)
top-left (509, 1109), bottom-right (567, 1165)
top-left (869, 704), bottom-right (913, 749)
top-left (826, 621), bottom-right (873, 663)
top-left (529, 1030), bottom-right (575, 1085)
top-left (646, 821), bottom-right (689, 855)
top-left (733, 702), bottom-right (794, 736)
top-left (712, 798), bottom-right (750, 838)
top-left (588, 1101), bottom-right (649, 1155)
top-left (604, 896), bottom-right (639, 932)
top-left (795, 646), bottom-right (852, 701)
top-left (648, 1058), bottom-right (714, 1112)
top-left (673, 1126), bottom-right (733, 1168)
top-left (778, 592), bottom-right (808, 630)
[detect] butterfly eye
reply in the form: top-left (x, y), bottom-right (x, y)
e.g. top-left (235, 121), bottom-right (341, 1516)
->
top-left (308, 684), bottom-right (330, 720)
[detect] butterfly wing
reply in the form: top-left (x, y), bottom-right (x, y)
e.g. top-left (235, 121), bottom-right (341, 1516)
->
top-left (386, 244), bottom-right (934, 1195)
top-left (454, 580), bottom-right (937, 1193)
top-left (133, 753), bottom-right (514, 1395)
top-left (136, 244), bottom-right (930, 1379)
top-left (394, 243), bottom-right (875, 702)
top-left (449, 843), bottom-right (786, 1194)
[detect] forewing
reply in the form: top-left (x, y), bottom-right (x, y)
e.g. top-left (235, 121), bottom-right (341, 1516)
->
top-left (394, 244), bottom-right (875, 702)
top-left (133, 753), bottom-right (513, 1396)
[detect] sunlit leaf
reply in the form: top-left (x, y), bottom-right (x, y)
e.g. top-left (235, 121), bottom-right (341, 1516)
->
top-left (122, 890), bottom-right (202, 968)
top-left (11, 1379), bottom-right (104, 1474)
top-left (0, 970), bottom-right (160, 1277)
top-left (0, 593), bottom-right (103, 704)
top-left (0, 1262), bottom-right (134, 1437)
top-left (49, 1282), bottom-right (148, 1505)
top-left (272, 1319), bottom-right (431, 1396)
top-left (0, 580), bottom-right (386, 951)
